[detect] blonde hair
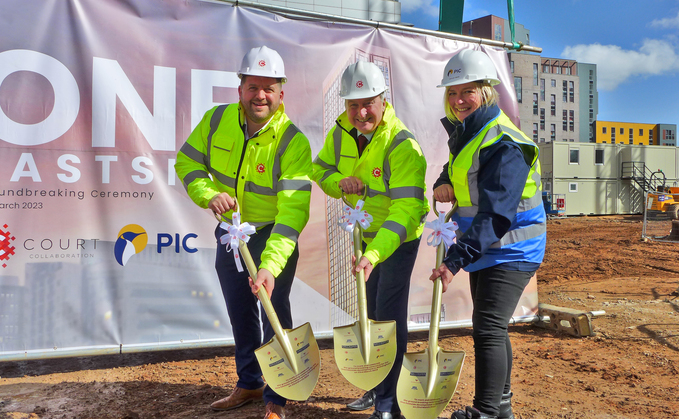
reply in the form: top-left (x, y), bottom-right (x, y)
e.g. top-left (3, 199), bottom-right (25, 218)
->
top-left (443, 81), bottom-right (499, 123)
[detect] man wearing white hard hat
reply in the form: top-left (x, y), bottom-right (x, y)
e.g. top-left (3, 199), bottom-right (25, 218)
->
top-left (313, 61), bottom-right (429, 419)
top-left (429, 49), bottom-right (546, 419)
top-left (175, 46), bottom-right (312, 419)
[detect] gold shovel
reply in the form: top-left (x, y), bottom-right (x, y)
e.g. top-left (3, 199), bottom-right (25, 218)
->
top-left (216, 204), bottom-right (320, 401)
top-left (333, 190), bottom-right (397, 391)
top-left (396, 201), bottom-right (465, 419)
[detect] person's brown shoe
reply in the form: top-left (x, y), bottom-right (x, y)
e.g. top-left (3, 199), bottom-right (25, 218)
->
top-left (210, 385), bottom-right (265, 411)
top-left (264, 401), bottom-right (285, 419)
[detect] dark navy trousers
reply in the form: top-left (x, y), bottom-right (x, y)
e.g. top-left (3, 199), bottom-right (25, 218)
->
top-left (214, 223), bottom-right (298, 407)
top-left (469, 266), bottom-right (534, 416)
top-left (365, 237), bottom-right (421, 414)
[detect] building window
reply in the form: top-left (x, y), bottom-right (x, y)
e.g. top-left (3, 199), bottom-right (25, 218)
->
top-left (562, 110), bottom-right (568, 131)
top-left (569, 81), bottom-right (574, 102)
top-left (533, 123), bottom-right (538, 142)
top-left (540, 138), bottom-right (545, 143)
top-left (562, 80), bottom-right (568, 102)
top-left (620, 127), bottom-right (624, 134)
top-left (595, 149), bottom-right (604, 165)
top-left (533, 63), bottom-right (538, 86)
top-left (629, 128), bottom-right (633, 144)
top-left (514, 77), bottom-right (522, 103)
top-left (602, 127), bottom-right (607, 134)
top-left (555, 66), bottom-right (561, 74)
top-left (510, 61), bottom-right (514, 73)
top-left (649, 129), bottom-right (653, 143)
top-left (494, 24), bottom-right (502, 41)
top-left (639, 129), bottom-right (643, 136)
top-left (569, 182), bottom-right (578, 192)
top-left (540, 78), bottom-right (545, 101)
top-left (569, 110), bottom-right (574, 132)
top-left (551, 124), bottom-right (556, 142)
top-left (550, 95), bottom-right (556, 116)
top-left (611, 127), bottom-right (616, 142)
top-left (543, 64), bottom-right (550, 73)
top-left (540, 108), bottom-right (545, 130)
top-left (533, 93), bottom-right (538, 115)
top-left (551, 79), bottom-right (556, 87)
top-left (569, 148), bottom-right (579, 164)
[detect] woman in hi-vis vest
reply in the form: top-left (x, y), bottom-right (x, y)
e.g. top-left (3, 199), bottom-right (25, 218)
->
top-left (429, 49), bottom-right (546, 419)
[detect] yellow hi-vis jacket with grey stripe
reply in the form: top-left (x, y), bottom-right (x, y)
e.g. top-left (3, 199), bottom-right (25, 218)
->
top-left (175, 102), bottom-right (312, 277)
top-left (312, 102), bottom-right (429, 267)
top-left (449, 110), bottom-right (546, 271)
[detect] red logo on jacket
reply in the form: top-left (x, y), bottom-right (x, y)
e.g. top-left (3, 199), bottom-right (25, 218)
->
top-left (257, 163), bottom-right (266, 174)
top-left (372, 167), bottom-right (382, 178)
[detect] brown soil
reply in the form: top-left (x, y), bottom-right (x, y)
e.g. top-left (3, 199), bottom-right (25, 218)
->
top-left (2, 215), bottom-right (679, 419)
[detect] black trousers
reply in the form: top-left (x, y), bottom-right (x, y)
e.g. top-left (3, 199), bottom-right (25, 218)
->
top-left (469, 266), bottom-right (534, 416)
top-left (214, 223), bottom-right (298, 407)
top-left (365, 237), bottom-right (421, 414)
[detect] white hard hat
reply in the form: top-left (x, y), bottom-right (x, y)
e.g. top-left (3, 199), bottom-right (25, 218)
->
top-left (340, 61), bottom-right (388, 100)
top-left (437, 49), bottom-right (501, 88)
top-left (237, 46), bottom-right (287, 83)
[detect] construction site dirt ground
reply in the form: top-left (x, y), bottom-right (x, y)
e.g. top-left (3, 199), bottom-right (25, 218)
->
top-left (2, 215), bottom-right (679, 419)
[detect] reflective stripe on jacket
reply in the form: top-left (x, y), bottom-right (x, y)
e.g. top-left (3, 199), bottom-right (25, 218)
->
top-left (449, 110), bottom-right (546, 271)
top-left (312, 101), bottom-right (429, 266)
top-left (175, 102), bottom-right (312, 277)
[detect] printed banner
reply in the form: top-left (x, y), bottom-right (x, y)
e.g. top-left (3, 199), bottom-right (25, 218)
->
top-left (0, 0), bottom-right (537, 357)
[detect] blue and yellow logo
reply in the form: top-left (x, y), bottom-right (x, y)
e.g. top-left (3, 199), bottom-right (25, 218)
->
top-left (114, 224), bottom-right (148, 266)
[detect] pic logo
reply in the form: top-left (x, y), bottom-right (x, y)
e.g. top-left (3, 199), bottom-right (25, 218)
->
top-left (0, 224), bottom-right (16, 268)
top-left (114, 224), bottom-right (148, 266)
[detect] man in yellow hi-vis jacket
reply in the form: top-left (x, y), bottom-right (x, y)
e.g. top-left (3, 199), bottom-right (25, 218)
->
top-left (175, 46), bottom-right (312, 419)
top-left (312, 61), bottom-right (429, 419)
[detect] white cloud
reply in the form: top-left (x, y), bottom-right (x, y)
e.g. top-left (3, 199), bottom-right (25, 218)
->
top-left (561, 39), bottom-right (679, 90)
top-left (399, 0), bottom-right (439, 17)
top-left (650, 11), bottom-right (679, 29)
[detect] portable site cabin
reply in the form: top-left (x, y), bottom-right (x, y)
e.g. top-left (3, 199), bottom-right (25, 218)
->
top-left (539, 142), bottom-right (679, 216)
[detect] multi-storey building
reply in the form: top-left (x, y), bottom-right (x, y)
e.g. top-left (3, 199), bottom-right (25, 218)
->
top-left (508, 53), bottom-right (585, 143)
top-left (464, 15), bottom-right (598, 144)
top-left (592, 121), bottom-right (677, 146)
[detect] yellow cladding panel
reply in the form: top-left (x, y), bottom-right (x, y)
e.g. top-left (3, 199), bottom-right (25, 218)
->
top-left (593, 120), bottom-right (657, 145)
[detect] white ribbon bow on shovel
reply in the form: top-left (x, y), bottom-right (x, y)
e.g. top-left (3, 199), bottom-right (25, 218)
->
top-left (339, 199), bottom-right (373, 233)
top-left (425, 212), bottom-right (459, 248)
top-left (219, 211), bottom-right (256, 272)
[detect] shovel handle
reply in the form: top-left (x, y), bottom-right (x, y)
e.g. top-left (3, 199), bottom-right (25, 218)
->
top-left (341, 189), bottom-right (371, 362)
top-left (429, 200), bottom-right (458, 357)
top-left (216, 198), bottom-right (299, 373)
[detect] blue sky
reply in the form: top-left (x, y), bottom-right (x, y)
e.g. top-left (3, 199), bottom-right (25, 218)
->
top-left (400, 0), bottom-right (679, 130)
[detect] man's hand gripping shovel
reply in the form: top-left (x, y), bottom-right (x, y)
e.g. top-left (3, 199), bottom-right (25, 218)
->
top-left (333, 189), bottom-right (398, 391)
top-left (396, 200), bottom-right (466, 419)
top-left (215, 200), bottom-right (320, 401)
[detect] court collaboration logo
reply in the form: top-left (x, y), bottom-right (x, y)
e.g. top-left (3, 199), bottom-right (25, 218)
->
top-left (0, 224), bottom-right (16, 268)
top-left (114, 224), bottom-right (148, 266)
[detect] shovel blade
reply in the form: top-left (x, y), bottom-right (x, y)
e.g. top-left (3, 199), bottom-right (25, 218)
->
top-left (255, 322), bottom-right (320, 401)
top-left (333, 319), bottom-right (397, 391)
top-left (397, 348), bottom-right (465, 419)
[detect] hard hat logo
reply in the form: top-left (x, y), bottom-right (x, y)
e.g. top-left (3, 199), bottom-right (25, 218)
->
top-left (356, 81), bottom-right (364, 88)
top-left (258, 60), bottom-right (266, 67)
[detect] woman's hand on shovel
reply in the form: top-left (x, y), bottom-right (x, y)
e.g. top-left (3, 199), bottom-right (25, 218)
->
top-left (250, 268), bottom-right (275, 298)
top-left (429, 263), bottom-right (454, 293)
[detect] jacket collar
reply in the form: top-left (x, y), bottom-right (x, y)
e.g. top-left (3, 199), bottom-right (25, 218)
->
top-left (440, 104), bottom-right (501, 155)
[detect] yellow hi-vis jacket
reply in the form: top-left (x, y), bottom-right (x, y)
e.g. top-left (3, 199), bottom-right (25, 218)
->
top-left (175, 102), bottom-right (312, 277)
top-left (312, 102), bottom-right (429, 267)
